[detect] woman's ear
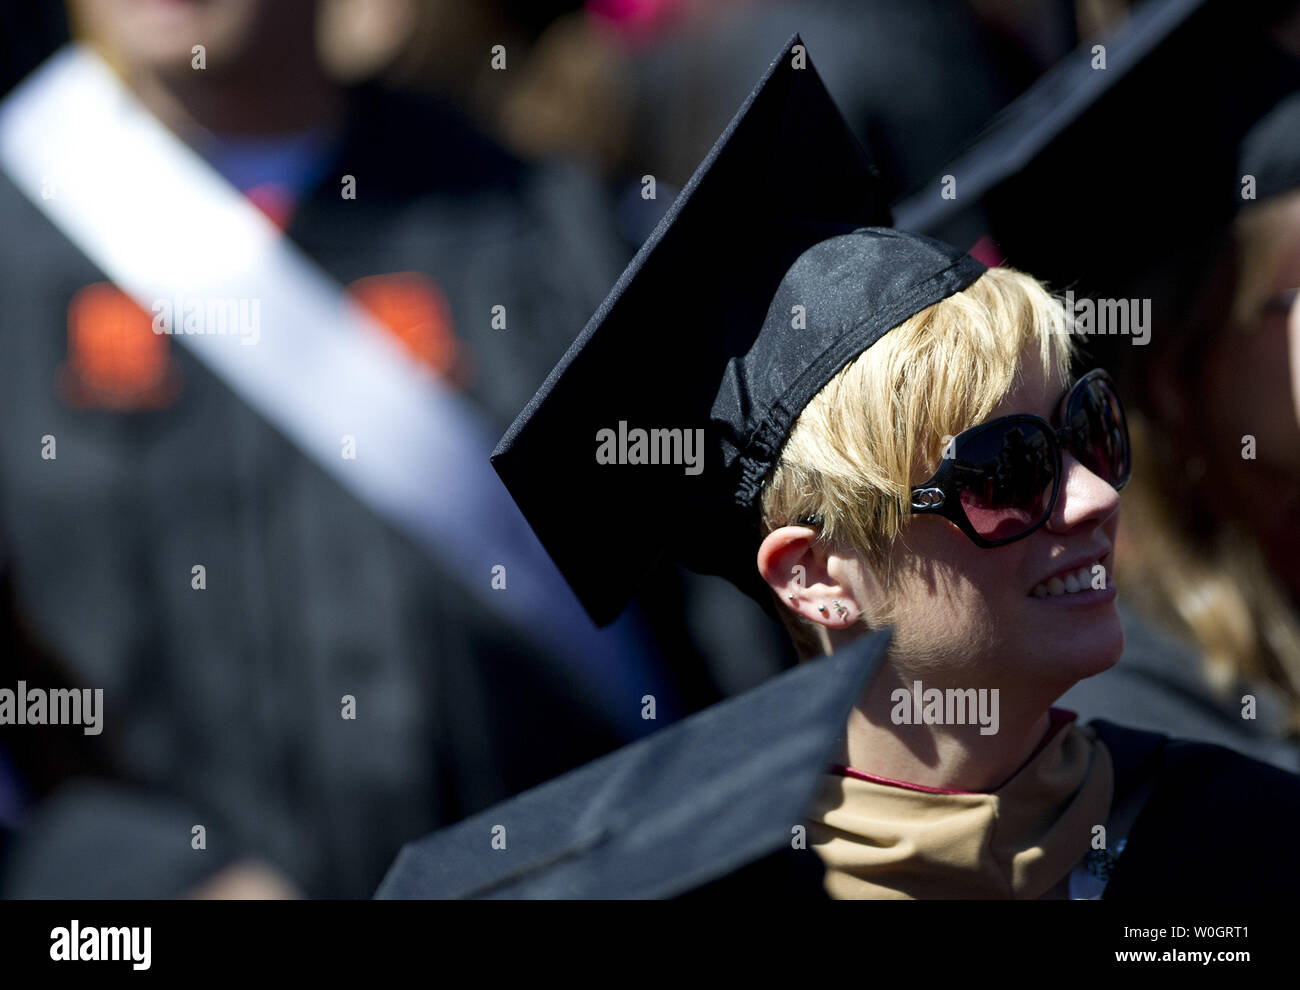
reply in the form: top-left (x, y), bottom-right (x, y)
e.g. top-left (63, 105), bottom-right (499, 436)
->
top-left (757, 526), bottom-right (864, 628)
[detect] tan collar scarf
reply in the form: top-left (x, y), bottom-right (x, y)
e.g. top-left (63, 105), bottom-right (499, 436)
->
top-left (806, 710), bottom-right (1114, 899)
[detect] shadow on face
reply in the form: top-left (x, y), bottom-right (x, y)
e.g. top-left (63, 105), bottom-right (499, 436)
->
top-left (871, 349), bottom-right (1124, 695)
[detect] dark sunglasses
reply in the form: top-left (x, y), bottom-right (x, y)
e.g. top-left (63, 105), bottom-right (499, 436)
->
top-left (908, 368), bottom-right (1130, 547)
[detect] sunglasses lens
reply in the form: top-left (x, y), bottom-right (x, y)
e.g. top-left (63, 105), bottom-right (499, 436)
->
top-left (1067, 375), bottom-right (1131, 488)
top-left (953, 422), bottom-right (1056, 542)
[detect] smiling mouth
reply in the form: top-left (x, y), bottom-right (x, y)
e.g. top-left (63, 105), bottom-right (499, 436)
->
top-left (1030, 554), bottom-right (1112, 598)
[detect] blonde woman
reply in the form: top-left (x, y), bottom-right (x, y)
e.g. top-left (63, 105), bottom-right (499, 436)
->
top-left (485, 41), bottom-right (1300, 898)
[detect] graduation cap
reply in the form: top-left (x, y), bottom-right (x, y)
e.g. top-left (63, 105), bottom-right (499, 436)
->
top-left (894, 0), bottom-right (1300, 314)
top-left (1240, 91), bottom-right (1300, 204)
top-left (375, 627), bottom-right (888, 898)
top-left (491, 35), bottom-right (985, 626)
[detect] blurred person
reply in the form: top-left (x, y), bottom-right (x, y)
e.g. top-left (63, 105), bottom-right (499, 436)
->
top-left (384, 0), bottom-right (585, 131)
top-left (495, 11), bottom-right (634, 173)
top-left (0, 0), bottom-right (716, 898)
top-left (378, 0), bottom-right (799, 695)
top-left (316, 0), bottom-right (416, 84)
top-left (1088, 95), bottom-right (1300, 755)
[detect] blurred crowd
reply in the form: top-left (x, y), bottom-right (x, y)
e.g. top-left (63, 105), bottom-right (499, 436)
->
top-left (0, 0), bottom-right (1297, 898)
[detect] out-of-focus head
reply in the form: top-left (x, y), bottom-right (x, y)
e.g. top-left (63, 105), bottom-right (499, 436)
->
top-left (1164, 90), bottom-right (1300, 604)
top-left (1191, 189), bottom-right (1300, 602)
top-left (67, 0), bottom-right (320, 79)
top-left (759, 267), bottom-right (1125, 695)
top-left (1107, 95), bottom-right (1300, 698)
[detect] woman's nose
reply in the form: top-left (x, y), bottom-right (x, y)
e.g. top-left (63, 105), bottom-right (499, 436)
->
top-left (1047, 451), bottom-right (1120, 532)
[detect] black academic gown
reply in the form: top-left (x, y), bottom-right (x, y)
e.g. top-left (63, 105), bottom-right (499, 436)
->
top-left (0, 83), bottom-right (711, 898)
top-left (1093, 719), bottom-right (1300, 898)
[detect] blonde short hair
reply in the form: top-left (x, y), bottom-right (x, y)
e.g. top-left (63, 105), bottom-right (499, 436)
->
top-left (759, 266), bottom-right (1077, 654)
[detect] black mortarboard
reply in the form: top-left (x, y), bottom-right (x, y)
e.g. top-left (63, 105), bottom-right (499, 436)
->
top-left (1240, 91), bottom-right (1300, 204)
top-left (491, 36), bottom-right (985, 626)
top-left (375, 628), bottom-right (888, 899)
top-left (894, 0), bottom-right (1300, 308)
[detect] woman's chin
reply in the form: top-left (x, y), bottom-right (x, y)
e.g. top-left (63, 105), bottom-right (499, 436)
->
top-left (1057, 621), bottom-right (1125, 682)
top-left (1020, 607), bottom-right (1124, 685)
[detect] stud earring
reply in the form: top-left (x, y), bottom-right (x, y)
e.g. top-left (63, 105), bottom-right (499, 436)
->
top-left (818, 604), bottom-right (828, 616)
top-left (833, 600), bottom-right (847, 619)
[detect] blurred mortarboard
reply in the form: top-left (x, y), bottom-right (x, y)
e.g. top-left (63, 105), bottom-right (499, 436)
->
top-left (375, 628), bottom-right (889, 899)
top-left (491, 35), bottom-right (984, 626)
top-left (1240, 91), bottom-right (1300, 204)
top-left (894, 0), bottom-right (1300, 308)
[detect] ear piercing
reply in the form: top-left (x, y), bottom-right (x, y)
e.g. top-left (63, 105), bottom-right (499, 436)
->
top-left (804, 599), bottom-right (851, 622)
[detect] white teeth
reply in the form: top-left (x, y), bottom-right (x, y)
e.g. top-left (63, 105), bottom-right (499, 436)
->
top-left (1032, 562), bottom-right (1108, 598)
